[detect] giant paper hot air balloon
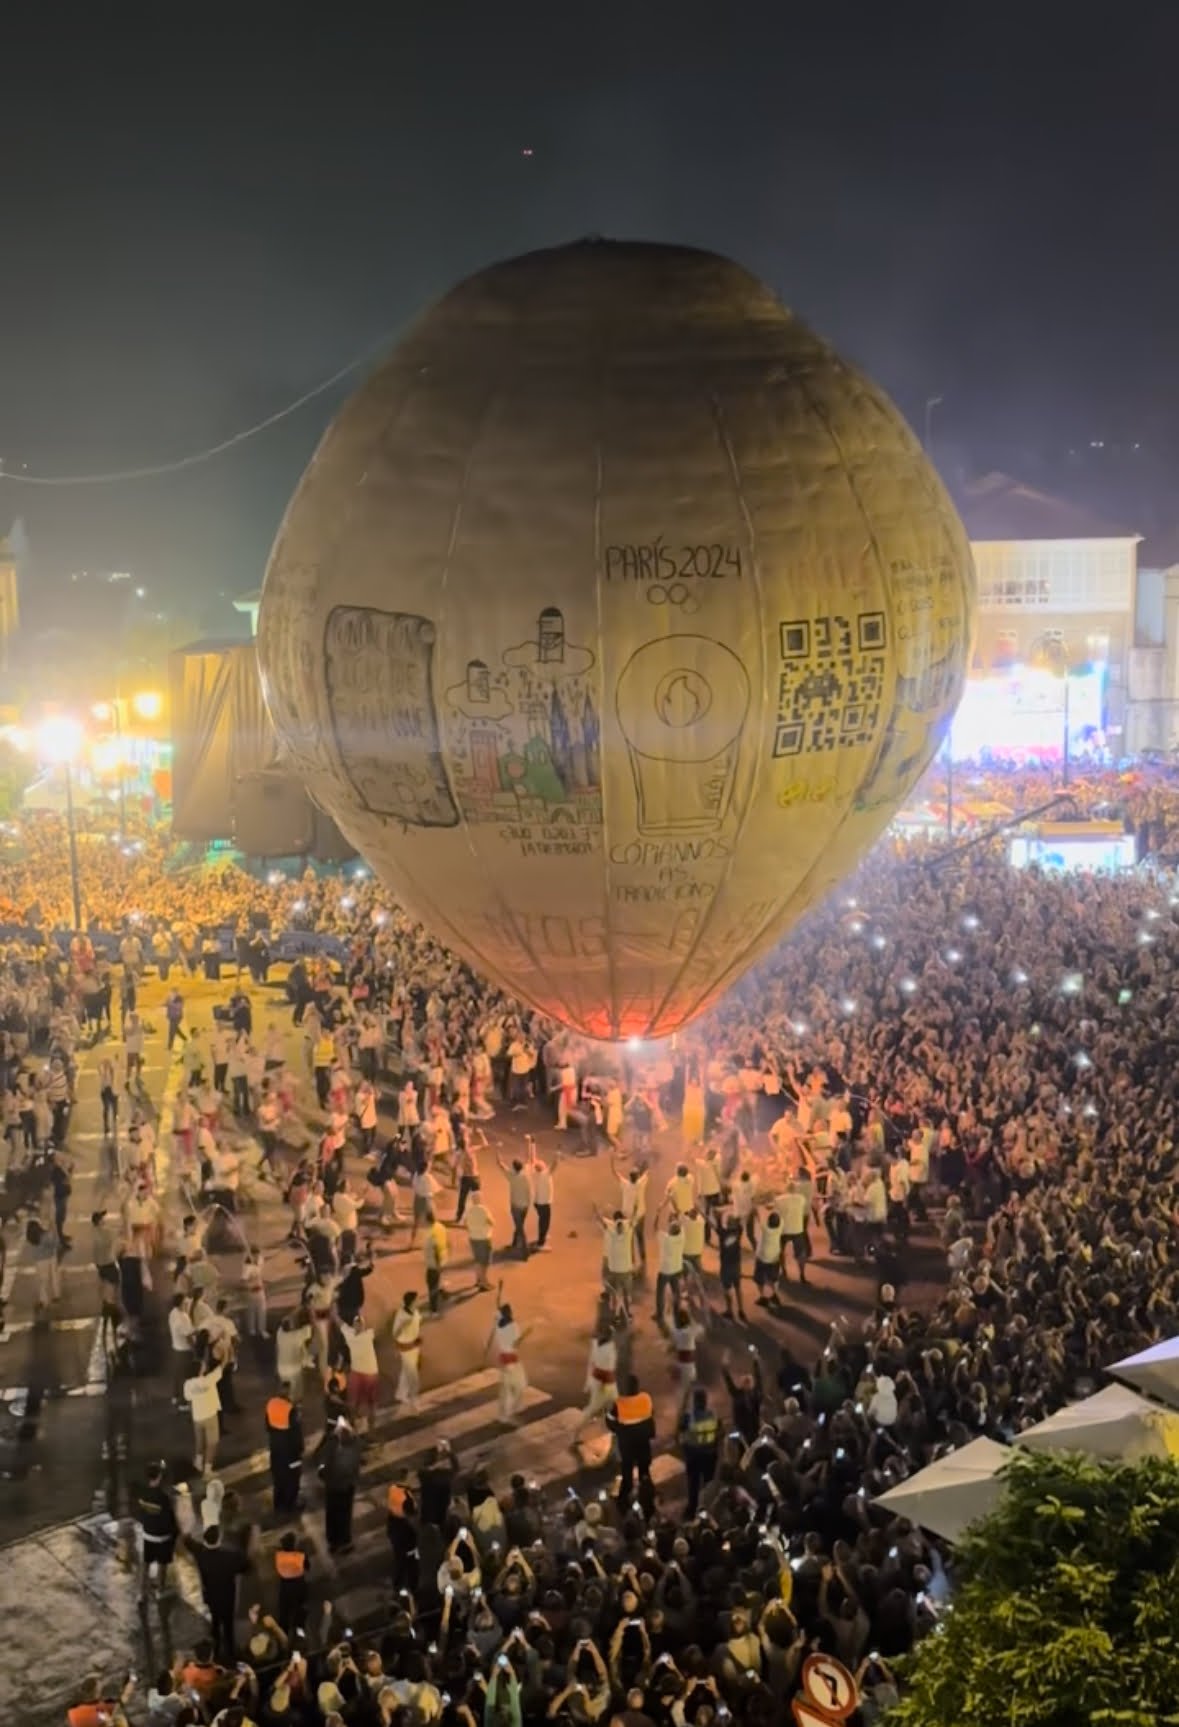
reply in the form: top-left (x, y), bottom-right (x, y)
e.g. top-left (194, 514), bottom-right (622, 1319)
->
top-left (259, 241), bottom-right (975, 1040)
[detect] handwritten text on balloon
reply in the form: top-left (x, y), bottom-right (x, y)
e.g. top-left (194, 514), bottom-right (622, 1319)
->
top-left (604, 543), bottom-right (742, 581)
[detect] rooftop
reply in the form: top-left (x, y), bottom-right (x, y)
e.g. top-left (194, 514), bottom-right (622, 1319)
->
top-left (959, 473), bottom-right (1137, 543)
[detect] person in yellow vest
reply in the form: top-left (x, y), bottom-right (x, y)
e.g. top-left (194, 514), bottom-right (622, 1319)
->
top-left (391, 1289), bottom-right (422, 1410)
top-left (422, 1210), bottom-right (449, 1312)
top-left (312, 1029), bottom-right (335, 1110)
top-left (274, 1532), bottom-right (309, 1637)
top-left (678, 1384), bottom-right (719, 1517)
top-left (265, 1386), bottom-right (304, 1515)
top-left (386, 1480), bottom-right (419, 1594)
top-left (608, 1372), bottom-right (656, 1512)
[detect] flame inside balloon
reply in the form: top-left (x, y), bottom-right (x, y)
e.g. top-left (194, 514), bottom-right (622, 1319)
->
top-left (656, 669), bottom-right (711, 730)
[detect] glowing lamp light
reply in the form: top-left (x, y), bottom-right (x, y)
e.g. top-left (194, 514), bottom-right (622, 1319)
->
top-left (627, 1036), bottom-right (642, 1050)
top-left (962, 914), bottom-right (979, 931)
top-left (1138, 931), bottom-right (1154, 947)
top-left (945, 948), bottom-right (962, 964)
top-left (37, 716), bottom-right (84, 764)
top-left (292, 898), bottom-right (306, 913)
top-left (1083, 1103), bottom-right (1099, 1119)
top-left (871, 933), bottom-right (887, 950)
top-left (791, 1020), bottom-right (808, 1035)
top-left (353, 866), bottom-right (368, 880)
top-left (849, 919), bottom-right (864, 935)
top-left (91, 739), bottom-right (122, 775)
top-left (1073, 1051), bottom-right (1092, 1070)
top-left (845, 897), bottom-right (858, 910)
top-left (91, 701), bottom-right (113, 722)
top-left (267, 870), bottom-right (283, 886)
top-left (899, 977), bottom-right (917, 995)
top-left (1060, 973), bottom-right (1083, 996)
top-left (340, 895), bottom-right (355, 910)
top-left (132, 690), bottom-right (163, 721)
top-left (1146, 908), bottom-right (1161, 922)
top-left (373, 909), bottom-right (388, 926)
top-left (840, 998), bottom-right (857, 1016)
top-left (1011, 968), bottom-right (1029, 986)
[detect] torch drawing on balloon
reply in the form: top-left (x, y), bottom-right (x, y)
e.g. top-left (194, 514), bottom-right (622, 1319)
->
top-left (615, 636), bottom-right (750, 836)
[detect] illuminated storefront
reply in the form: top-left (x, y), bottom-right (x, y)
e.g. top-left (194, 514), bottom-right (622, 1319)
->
top-left (950, 662), bottom-right (1108, 765)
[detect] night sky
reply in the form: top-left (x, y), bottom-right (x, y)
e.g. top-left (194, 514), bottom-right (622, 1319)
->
top-left (3, 3), bottom-right (1178, 618)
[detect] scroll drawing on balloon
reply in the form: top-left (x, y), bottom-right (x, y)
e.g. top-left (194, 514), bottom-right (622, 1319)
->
top-left (322, 606), bottom-right (460, 828)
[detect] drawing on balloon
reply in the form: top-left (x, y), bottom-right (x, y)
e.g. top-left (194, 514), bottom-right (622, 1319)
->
top-left (444, 606), bottom-right (603, 839)
top-left (322, 605), bottom-right (460, 828)
top-left (614, 635), bottom-right (750, 838)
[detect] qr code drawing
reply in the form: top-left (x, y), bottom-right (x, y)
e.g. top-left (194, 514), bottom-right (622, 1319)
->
top-left (773, 611), bottom-right (888, 757)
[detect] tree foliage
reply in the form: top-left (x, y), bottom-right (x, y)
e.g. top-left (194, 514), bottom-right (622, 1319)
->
top-left (889, 1449), bottom-right (1179, 1727)
top-left (0, 739), bottom-right (33, 818)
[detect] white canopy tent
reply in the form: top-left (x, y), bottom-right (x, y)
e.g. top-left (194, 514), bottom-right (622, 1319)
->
top-left (874, 1438), bottom-right (1012, 1544)
top-left (1018, 1382), bottom-right (1179, 1462)
top-left (1109, 1337), bottom-right (1179, 1412)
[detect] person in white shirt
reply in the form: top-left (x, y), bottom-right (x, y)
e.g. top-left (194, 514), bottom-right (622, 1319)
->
top-left (595, 1209), bottom-right (635, 1319)
top-left (354, 1079), bottom-right (379, 1155)
top-left (777, 1180), bottom-right (811, 1284)
top-left (665, 1163), bottom-right (695, 1216)
top-left (753, 1210), bottom-right (783, 1305)
top-left (464, 1186), bottom-right (495, 1290)
top-left (574, 1325), bottom-right (618, 1438)
top-left (732, 1168), bottom-right (758, 1247)
top-left (694, 1148), bottom-right (724, 1235)
top-left (863, 1167), bottom-right (888, 1255)
top-left (668, 1307), bottom-right (705, 1405)
top-left (498, 1152), bottom-right (533, 1259)
top-left (341, 1317), bottom-right (380, 1431)
top-left (399, 1080), bottom-right (421, 1131)
top-left (867, 1370), bottom-right (898, 1427)
top-left (612, 1157), bottom-right (649, 1267)
top-left (888, 1152), bottom-right (912, 1237)
top-left (169, 1294), bottom-right (194, 1404)
top-left (529, 1143), bottom-right (555, 1251)
top-left (307, 1274), bottom-right (337, 1380)
top-left (410, 1162), bottom-right (438, 1244)
top-left (276, 1312), bottom-right (312, 1402)
top-left (183, 1360), bottom-right (223, 1475)
top-left (487, 1299), bottom-right (531, 1422)
top-left (653, 1204), bottom-right (685, 1325)
top-left (680, 1206), bottom-right (706, 1283)
top-left (391, 1290), bottom-right (422, 1409)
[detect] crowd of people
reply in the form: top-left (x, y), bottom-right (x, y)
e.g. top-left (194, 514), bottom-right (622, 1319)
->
top-left (9, 762), bottom-right (1179, 1727)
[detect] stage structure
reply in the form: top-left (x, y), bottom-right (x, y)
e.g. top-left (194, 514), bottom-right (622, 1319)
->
top-left (170, 639), bottom-right (353, 859)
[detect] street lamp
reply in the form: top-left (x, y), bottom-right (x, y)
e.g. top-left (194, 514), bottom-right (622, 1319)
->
top-left (37, 716), bottom-right (84, 932)
top-left (131, 690), bottom-right (162, 721)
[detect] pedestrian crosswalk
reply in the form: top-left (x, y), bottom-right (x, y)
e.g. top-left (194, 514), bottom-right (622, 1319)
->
top-left (170, 1367), bottom-right (684, 1636)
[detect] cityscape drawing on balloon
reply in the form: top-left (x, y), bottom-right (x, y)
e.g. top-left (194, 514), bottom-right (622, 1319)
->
top-left (445, 607), bottom-right (604, 845)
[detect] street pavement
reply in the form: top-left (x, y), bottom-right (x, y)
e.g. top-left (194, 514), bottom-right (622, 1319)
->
top-left (0, 967), bottom-right (945, 1723)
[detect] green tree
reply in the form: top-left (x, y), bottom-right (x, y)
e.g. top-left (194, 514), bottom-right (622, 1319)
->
top-left (0, 739), bottom-right (33, 818)
top-left (890, 1449), bottom-right (1179, 1727)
